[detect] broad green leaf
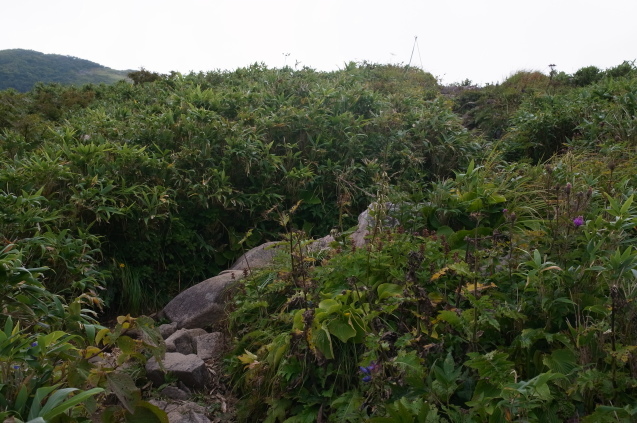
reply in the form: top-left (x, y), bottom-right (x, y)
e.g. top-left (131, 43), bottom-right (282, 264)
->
top-left (28, 385), bottom-right (59, 420)
top-left (3, 316), bottom-right (14, 337)
top-left (281, 406), bottom-right (318, 423)
top-left (394, 351), bottom-right (426, 390)
top-left (620, 194), bottom-right (634, 215)
top-left (117, 336), bottom-right (138, 354)
top-left (468, 198), bottom-right (484, 212)
top-left (466, 351), bottom-right (514, 383)
top-left (377, 283), bottom-right (402, 300)
top-left (488, 193), bottom-right (507, 204)
top-left (264, 398), bottom-right (292, 423)
top-left (124, 400), bottom-right (169, 423)
top-left (135, 316), bottom-right (164, 351)
top-left (436, 310), bottom-right (462, 328)
top-left (14, 385), bottom-right (29, 416)
top-left (330, 390), bottom-right (364, 422)
top-left (436, 226), bottom-right (454, 236)
top-left (318, 299), bottom-right (341, 314)
top-left (312, 323), bottom-right (334, 359)
top-left (327, 317), bottom-right (356, 343)
top-left (107, 372), bottom-right (141, 414)
top-left (41, 388), bottom-right (103, 421)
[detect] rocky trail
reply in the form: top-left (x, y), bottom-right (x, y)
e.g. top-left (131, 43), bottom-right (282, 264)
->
top-left (129, 205), bottom-right (379, 422)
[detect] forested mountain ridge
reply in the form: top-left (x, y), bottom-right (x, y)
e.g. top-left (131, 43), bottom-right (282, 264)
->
top-left (0, 48), bottom-right (130, 91)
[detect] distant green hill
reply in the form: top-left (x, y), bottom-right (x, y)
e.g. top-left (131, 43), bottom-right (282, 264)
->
top-left (0, 49), bottom-right (131, 92)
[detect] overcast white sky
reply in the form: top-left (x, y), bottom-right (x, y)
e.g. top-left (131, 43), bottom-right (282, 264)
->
top-left (3, 0), bottom-right (636, 85)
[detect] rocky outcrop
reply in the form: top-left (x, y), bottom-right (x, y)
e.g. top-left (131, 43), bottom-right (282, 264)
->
top-left (228, 241), bottom-right (283, 272)
top-left (160, 204), bottom-right (401, 331)
top-left (160, 237), bottom-right (336, 330)
top-left (146, 203), bottom-right (408, 422)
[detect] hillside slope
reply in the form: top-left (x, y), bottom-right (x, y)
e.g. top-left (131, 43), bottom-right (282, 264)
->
top-left (0, 49), bottom-right (130, 91)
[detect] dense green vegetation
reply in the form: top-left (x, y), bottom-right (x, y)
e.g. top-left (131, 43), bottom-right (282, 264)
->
top-left (1, 58), bottom-right (637, 421)
top-left (0, 49), bottom-right (130, 92)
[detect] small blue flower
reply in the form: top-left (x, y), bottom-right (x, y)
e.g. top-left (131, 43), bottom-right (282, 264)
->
top-left (362, 375), bottom-right (372, 383)
top-left (13, 365), bottom-right (20, 370)
top-left (31, 342), bottom-right (38, 347)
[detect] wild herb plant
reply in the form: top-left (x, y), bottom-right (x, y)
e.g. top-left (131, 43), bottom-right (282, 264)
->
top-left (0, 244), bottom-right (168, 421)
top-left (227, 149), bottom-right (637, 421)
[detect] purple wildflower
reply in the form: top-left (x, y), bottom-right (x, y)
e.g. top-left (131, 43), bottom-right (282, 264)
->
top-left (573, 216), bottom-right (585, 228)
top-left (359, 361), bottom-right (379, 382)
top-left (31, 342), bottom-right (38, 347)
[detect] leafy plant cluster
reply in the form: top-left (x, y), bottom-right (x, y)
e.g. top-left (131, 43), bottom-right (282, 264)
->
top-left (2, 58), bottom-right (637, 421)
top-left (1, 244), bottom-right (168, 422)
top-left (451, 60), bottom-right (637, 155)
top-left (1, 63), bottom-right (476, 314)
top-left (227, 151), bottom-right (637, 422)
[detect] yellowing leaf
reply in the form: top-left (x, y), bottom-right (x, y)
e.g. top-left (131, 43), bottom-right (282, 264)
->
top-left (117, 314), bottom-right (132, 325)
top-left (95, 328), bottom-right (111, 345)
top-left (540, 265), bottom-right (562, 272)
top-left (430, 267), bottom-right (449, 281)
top-left (428, 292), bottom-right (443, 306)
top-left (462, 282), bottom-right (497, 292)
top-left (83, 346), bottom-right (102, 358)
top-left (238, 350), bottom-right (259, 369)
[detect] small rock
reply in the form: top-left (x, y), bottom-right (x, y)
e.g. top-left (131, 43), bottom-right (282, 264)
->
top-left (146, 352), bottom-right (209, 389)
top-left (165, 329), bottom-right (195, 354)
top-left (161, 386), bottom-right (190, 401)
top-left (167, 402), bottom-right (210, 423)
top-left (150, 401), bottom-right (210, 423)
top-left (165, 328), bottom-right (209, 354)
top-left (178, 381), bottom-right (192, 395)
top-left (159, 322), bottom-right (178, 339)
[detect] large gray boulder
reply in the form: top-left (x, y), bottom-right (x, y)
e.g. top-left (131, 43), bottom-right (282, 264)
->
top-left (160, 228), bottom-right (339, 331)
top-left (161, 270), bottom-right (240, 329)
top-left (228, 241), bottom-right (283, 272)
top-left (146, 352), bottom-right (209, 389)
top-left (161, 242), bottom-right (285, 329)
